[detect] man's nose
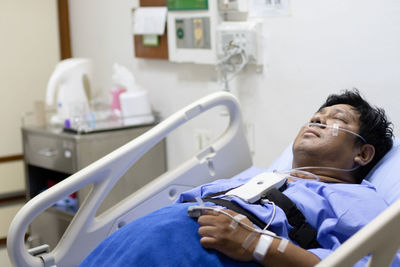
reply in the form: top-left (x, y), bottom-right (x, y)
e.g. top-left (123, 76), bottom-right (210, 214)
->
top-left (310, 114), bottom-right (327, 125)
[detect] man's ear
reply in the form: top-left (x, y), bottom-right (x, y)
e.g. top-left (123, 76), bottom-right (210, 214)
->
top-left (354, 144), bottom-right (375, 166)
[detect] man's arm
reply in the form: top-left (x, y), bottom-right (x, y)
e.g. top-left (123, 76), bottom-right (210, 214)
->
top-left (197, 209), bottom-right (320, 267)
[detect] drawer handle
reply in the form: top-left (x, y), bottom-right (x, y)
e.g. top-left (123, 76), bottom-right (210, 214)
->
top-left (38, 149), bottom-right (58, 157)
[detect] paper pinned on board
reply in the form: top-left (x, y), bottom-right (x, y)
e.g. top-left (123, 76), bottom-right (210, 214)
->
top-left (133, 7), bottom-right (167, 35)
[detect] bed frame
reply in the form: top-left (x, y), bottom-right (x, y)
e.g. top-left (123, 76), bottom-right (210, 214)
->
top-left (7, 92), bottom-right (252, 267)
top-left (316, 196), bottom-right (400, 267)
top-left (7, 92), bottom-right (400, 266)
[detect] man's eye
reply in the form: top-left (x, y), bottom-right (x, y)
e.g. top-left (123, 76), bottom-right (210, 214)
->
top-left (334, 117), bottom-right (347, 123)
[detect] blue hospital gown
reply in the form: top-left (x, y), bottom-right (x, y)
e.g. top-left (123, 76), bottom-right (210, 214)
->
top-left (80, 167), bottom-right (400, 266)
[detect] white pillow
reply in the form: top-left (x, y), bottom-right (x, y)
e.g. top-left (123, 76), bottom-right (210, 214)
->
top-left (365, 139), bottom-right (400, 205)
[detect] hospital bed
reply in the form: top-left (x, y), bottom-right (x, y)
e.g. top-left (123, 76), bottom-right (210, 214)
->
top-left (7, 92), bottom-right (400, 267)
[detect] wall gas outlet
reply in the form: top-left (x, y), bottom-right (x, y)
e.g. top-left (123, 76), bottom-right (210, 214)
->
top-left (217, 20), bottom-right (263, 66)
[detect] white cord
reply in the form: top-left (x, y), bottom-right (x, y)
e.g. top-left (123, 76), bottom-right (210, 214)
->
top-left (215, 42), bottom-right (249, 91)
top-left (193, 205), bottom-right (281, 239)
top-left (260, 199), bottom-right (276, 230)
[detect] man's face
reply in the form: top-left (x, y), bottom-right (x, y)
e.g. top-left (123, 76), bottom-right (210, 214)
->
top-left (292, 104), bottom-right (362, 173)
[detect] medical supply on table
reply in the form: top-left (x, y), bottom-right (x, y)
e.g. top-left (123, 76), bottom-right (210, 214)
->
top-left (120, 91), bottom-right (154, 124)
top-left (45, 58), bottom-right (93, 125)
top-left (111, 63), bottom-right (155, 126)
top-left (111, 88), bottom-right (126, 115)
top-left (110, 63), bottom-right (127, 116)
top-left (48, 62), bottom-right (158, 134)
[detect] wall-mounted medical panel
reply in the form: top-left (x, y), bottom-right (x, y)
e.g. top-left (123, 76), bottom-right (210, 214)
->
top-left (167, 0), bottom-right (219, 64)
top-left (175, 17), bottom-right (211, 49)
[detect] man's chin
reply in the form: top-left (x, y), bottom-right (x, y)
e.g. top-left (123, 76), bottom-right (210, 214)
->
top-left (293, 142), bottom-right (322, 158)
top-left (294, 138), bottom-right (321, 150)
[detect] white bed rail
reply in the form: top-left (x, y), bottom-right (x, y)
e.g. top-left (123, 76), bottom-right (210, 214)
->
top-left (7, 92), bottom-right (252, 267)
top-left (316, 197), bottom-right (400, 267)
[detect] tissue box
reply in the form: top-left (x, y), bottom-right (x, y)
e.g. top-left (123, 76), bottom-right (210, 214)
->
top-left (120, 90), bottom-right (155, 125)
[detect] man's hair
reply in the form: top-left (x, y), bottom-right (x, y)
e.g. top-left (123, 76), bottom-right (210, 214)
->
top-left (319, 88), bottom-right (394, 183)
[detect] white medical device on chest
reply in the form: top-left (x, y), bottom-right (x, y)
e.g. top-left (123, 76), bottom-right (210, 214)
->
top-left (225, 172), bottom-right (287, 203)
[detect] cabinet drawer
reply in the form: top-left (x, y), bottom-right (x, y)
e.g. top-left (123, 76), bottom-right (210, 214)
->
top-left (24, 133), bottom-right (75, 173)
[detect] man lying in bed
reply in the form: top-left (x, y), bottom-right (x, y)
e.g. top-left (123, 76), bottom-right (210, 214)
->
top-left (80, 89), bottom-right (396, 267)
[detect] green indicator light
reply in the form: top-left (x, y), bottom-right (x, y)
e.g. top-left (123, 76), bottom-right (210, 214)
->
top-left (177, 28), bottom-right (184, 39)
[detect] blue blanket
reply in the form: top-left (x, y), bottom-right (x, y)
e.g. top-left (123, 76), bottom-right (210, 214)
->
top-left (80, 203), bottom-right (259, 267)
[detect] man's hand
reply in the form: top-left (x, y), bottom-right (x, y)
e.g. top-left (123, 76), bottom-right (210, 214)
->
top-left (197, 208), bottom-right (321, 267)
top-left (197, 209), bottom-right (259, 262)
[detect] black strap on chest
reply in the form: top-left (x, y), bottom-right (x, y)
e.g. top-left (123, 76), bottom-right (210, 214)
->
top-left (184, 186), bottom-right (321, 250)
top-left (262, 188), bottom-right (321, 249)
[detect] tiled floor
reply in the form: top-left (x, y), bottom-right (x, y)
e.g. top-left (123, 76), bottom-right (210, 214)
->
top-left (0, 246), bottom-right (12, 267)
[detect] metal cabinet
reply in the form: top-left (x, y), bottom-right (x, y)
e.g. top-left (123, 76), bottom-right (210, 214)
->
top-left (22, 125), bottom-right (166, 249)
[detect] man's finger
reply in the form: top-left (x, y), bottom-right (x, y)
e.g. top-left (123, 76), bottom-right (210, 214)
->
top-left (198, 214), bottom-right (220, 226)
top-left (200, 236), bottom-right (219, 249)
top-left (198, 225), bottom-right (217, 237)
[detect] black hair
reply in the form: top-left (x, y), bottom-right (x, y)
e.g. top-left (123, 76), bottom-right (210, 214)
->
top-left (319, 88), bottom-right (394, 183)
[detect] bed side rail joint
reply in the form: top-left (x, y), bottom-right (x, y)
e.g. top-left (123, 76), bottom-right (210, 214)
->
top-left (28, 244), bottom-right (56, 267)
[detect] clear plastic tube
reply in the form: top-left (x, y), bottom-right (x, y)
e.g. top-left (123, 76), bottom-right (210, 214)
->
top-left (275, 165), bottom-right (360, 182)
top-left (189, 205), bottom-right (280, 239)
top-left (293, 165), bottom-right (360, 172)
top-left (283, 122), bottom-right (365, 181)
top-left (305, 122), bottom-right (367, 143)
top-left (275, 169), bottom-right (321, 181)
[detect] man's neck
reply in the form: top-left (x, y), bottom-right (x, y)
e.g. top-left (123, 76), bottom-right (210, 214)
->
top-left (288, 168), bottom-right (356, 184)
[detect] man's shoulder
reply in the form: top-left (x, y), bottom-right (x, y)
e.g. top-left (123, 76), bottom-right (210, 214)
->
top-left (288, 179), bottom-right (384, 204)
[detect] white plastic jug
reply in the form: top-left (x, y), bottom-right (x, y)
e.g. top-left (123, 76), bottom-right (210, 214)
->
top-left (46, 58), bottom-right (93, 125)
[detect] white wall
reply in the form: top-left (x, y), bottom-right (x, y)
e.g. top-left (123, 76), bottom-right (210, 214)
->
top-left (0, 0), bottom-right (60, 156)
top-left (68, 0), bottom-right (400, 170)
top-left (0, 0), bottom-right (59, 242)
